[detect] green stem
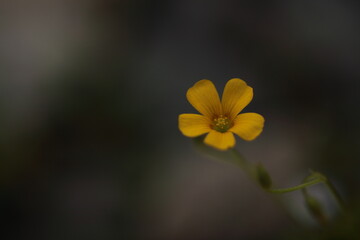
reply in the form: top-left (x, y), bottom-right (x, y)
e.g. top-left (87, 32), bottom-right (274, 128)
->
top-left (268, 178), bottom-right (324, 194)
top-left (304, 171), bottom-right (345, 210)
top-left (196, 145), bottom-right (346, 214)
top-left (230, 149), bottom-right (326, 193)
top-left (230, 148), bottom-right (344, 210)
top-left (229, 148), bottom-right (252, 172)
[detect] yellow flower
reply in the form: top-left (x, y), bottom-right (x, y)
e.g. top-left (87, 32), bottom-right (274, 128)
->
top-left (178, 78), bottom-right (265, 150)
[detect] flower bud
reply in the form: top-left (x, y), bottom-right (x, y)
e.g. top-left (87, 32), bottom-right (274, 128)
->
top-left (255, 163), bottom-right (272, 189)
top-left (303, 190), bottom-right (327, 225)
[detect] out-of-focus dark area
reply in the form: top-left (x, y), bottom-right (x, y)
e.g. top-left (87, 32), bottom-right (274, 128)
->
top-left (1, 0), bottom-right (360, 239)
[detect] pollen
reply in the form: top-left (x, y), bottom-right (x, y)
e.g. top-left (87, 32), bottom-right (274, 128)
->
top-left (212, 115), bottom-right (231, 133)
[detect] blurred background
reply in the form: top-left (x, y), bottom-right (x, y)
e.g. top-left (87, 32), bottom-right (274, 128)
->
top-left (1, 0), bottom-right (360, 239)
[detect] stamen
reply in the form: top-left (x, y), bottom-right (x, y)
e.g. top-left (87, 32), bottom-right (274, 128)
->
top-left (212, 115), bottom-right (231, 133)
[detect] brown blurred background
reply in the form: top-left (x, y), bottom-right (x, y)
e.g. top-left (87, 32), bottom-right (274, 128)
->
top-left (1, 0), bottom-right (360, 239)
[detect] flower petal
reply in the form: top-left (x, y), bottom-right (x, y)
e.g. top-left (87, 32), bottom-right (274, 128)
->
top-left (229, 113), bottom-right (264, 141)
top-left (186, 80), bottom-right (222, 119)
top-left (179, 114), bottom-right (211, 137)
top-left (221, 78), bottom-right (253, 120)
top-left (204, 130), bottom-right (235, 150)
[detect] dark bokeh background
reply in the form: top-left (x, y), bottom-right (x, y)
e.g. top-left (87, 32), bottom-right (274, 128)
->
top-left (1, 1), bottom-right (360, 239)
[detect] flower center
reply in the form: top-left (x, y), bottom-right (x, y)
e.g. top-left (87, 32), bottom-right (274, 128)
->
top-left (212, 115), bottom-right (231, 133)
